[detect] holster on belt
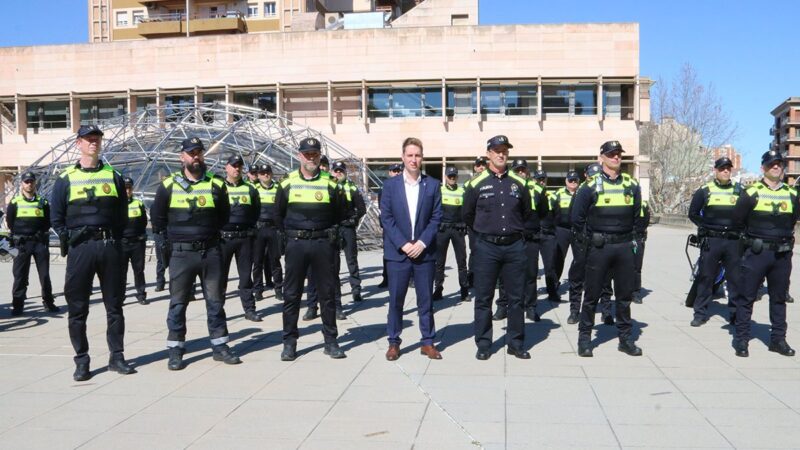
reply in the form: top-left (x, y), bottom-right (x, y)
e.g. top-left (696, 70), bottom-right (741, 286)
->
top-left (591, 232), bottom-right (605, 248)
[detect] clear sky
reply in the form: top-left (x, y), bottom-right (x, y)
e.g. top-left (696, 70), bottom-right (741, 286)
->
top-left (1, 0), bottom-right (796, 171)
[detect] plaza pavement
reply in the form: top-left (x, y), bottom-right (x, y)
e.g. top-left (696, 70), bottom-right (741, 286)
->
top-left (1, 224), bottom-right (800, 449)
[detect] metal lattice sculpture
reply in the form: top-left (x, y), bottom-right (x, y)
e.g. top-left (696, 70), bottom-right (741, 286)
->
top-left (5, 103), bottom-right (383, 249)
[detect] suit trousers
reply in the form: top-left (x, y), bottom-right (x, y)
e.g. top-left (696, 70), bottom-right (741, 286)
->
top-left (386, 258), bottom-right (436, 346)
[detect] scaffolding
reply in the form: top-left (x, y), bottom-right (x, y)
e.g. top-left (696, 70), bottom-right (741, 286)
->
top-left (5, 102), bottom-right (384, 250)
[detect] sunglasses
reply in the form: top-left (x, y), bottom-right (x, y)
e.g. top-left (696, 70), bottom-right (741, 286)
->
top-left (567, 178), bottom-right (579, 183)
top-left (22, 179), bottom-right (35, 184)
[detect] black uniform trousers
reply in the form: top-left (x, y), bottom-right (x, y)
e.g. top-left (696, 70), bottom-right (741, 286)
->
top-left (434, 225), bottom-right (469, 291)
top-left (335, 225), bottom-right (361, 301)
top-left (12, 237), bottom-right (54, 309)
top-left (734, 247), bottom-right (791, 344)
top-left (693, 237), bottom-right (739, 321)
top-left (579, 241), bottom-right (635, 344)
top-left (554, 226), bottom-right (572, 283)
top-left (569, 237), bottom-right (613, 316)
top-left (166, 244), bottom-right (229, 347)
top-left (121, 237), bottom-right (146, 302)
top-left (634, 237), bottom-right (646, 293)
top-left (467, 229), bottom-right (477, 285)
top-left (283, 237), bottom-right (339, 344)
top-left (221, 235), bottom-right (256, 313)
top-left (65, 238), bottom-right (125, 364)
top-left (473, 238), bottom-right (526, 352)
top-left (153, 233), bottom-right (167, 288)
top-left (496, 237), bottom-right (539, 310)
top-left (540, 233), bottom-right (559, 297)
top-left (252, 224), bottom-right (283, 295)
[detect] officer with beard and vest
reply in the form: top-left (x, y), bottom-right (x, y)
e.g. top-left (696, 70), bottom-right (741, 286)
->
top-left (151, 137), bottom-right (239, 370)
top-left (7, 171), bottom-right (58, 316)
top-left (463, 135), bottom-right (533, 360)
top-left (433, 166), bottom-right (469, 302)
top-left (276, 137), bottom-right (348, 361)
top-left (571, 140), bottom-right (645, 357)
top-left (220, 155), bottom-right (261, 322)
top-left (50, 125), bottom-right (134, 381)
top-left (730, 150), bottom-right (800, 357)
top-left (252, 164), bottom-right (283, 301)
top-left (121, 176), bottom-right (148, 305)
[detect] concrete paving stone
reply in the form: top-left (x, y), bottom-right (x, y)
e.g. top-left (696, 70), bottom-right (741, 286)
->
top-left (716, 425), bottom-right (800, 449)
top-left (188, 436), bottom-right (303, 450)
top-left (109, 411), bottom-right (223, 436)
top-left (78, 431), bottom-right (198, 450)
top-left (300, 439), bottom-right (413, 450)
top-left (437, 401), bottom-right (506, 423)
top-left (0, 427), bottom-right (95, 450)
top-left (30, 408), bottom-right (132, 431)
top-left (506, 422), bottom-right (618, 447)
top-left (582, 364), bottom-right (665, 379)
top-left (670, 378), bottom-right (764, 394)
top-left (140, 395), bottom-right (243, 416)
top-left (327, 400), bottom-right (429, 422)
top-left (506, 403), bottom-right (607, 425)
top-left (685, 391), bottom-right (788, 409)
top-left (700, 407), bottom-right (800, 428)
top-left (589, 378), bottom-right (695, 408)
top-left (340, 383), bottom-right (430, 403)
top-left (612, 423), bottom-right (732, 448)
top-left (308, 418), bottom-right (421, 442)
top-left (205, 399), bottom-right (331, 438)
top-left (602, 405), bottom-right (707, 426)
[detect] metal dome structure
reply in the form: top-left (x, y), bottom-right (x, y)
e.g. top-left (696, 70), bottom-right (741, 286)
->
top-left (6, 102), bottom-right (383, 249)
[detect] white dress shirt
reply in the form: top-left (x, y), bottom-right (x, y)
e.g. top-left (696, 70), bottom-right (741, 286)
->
top-left (403, 170), bottom-right (421, 240)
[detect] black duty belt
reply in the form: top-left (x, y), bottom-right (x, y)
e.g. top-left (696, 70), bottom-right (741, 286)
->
top-left (743, 236), bottom-right (794, 253)
top-left (703, 229), bottom-right (741, 240)
top-left (592, 232), bottom-right (635, 245)
top-left (257, 219), bottom-right (276, 228)
top-left (221, 230), bottom-right (252, 239)
top-left (121, 235), bottom-right (146, 244)
top-left (478, 232), bottom-right (523, 246)
top-left (171, 239), bottom-right (219, 252)
top-left (285, 229), bottom-right (331, 240)
top-left (523, 231), bottom-right (541, 242)
top-left (440, 222), bottom-right (465, 230)
top-left (70, 228), bottom-right (112, 241)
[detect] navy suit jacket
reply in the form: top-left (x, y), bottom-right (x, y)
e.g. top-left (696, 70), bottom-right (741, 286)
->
top-left (380, 173), bottom-right (442, 263)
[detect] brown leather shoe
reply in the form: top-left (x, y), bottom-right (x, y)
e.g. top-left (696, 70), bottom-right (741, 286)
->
top-left (386, 344), bottom-right (401, 361)
top-left (420, 345), bottom-right (442, 360)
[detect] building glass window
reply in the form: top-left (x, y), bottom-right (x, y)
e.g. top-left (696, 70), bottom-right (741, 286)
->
top-left (573, 86), bottom-right (597, 116)
top-left (480, 85), bottom-right (502, 115)
top-left (422, 88), bottom-right (443, 117)
top-left (247, 3), bottom-right (259, 17)
top-left (391, 89), bottom-right (423, 118)
top-left (26, 101), bottom-right (70, 130)
top-left (367, 89), bottom-right (391, 118)
top-left (164, 95), bottom-right (193, 122)
top-left (115, 11), bottom-right (128, 27)
top-left (542, 86), bottom-right (570, 114)
top-left (543, 85), bottom-right (597, 116)
top-left (79, 98), bottom-right (127, 125)
top-left (446, 86), bottom-right (477, 116)
top-left (264, 2), bottom-right (277, 16)
top-left (503, 85), bottom-right (537, 116)
top-left (233, 92), bottom-right (276, 112)
top-left (132, 10), bottom-right (145, 24)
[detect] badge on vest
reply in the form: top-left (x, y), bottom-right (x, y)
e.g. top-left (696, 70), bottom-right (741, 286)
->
top-left (102, 183), bottom-right (111, 194)
top-left (456, 198), bottom-right (461, 205)
top-left (730, 196), bottom-right (736, 204)
top-left (781, 201), bottom-right (788, 211)
top-left (625, 195), bottom-right (631, 204)
top-left (198, 196), bottom-right (207, 206)
top-left (240, 195), bottom-right (248, 204)
top-left (315, 191), bottom-right (323, 201)
top-left (604, 197), bottom-right (610, 204)
top-left (35, 209), bottom-right (42, 217)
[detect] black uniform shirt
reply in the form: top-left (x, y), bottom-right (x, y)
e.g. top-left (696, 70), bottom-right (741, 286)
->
top-left (463, 167), bottom-right (532, 236)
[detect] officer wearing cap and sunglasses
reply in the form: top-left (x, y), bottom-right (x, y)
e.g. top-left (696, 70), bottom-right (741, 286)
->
top-left (571, 140), bottom-right (645, 357)
top-left (252, 163), bottom-right (283, 301)
top-left (121, 176), bottom-right (148, 305)
top-left (7, 171), bottom-right (58, 316)
top-left (433, 166), bottom-right (469, 302)
top-left (276, 137), bottom-right (348, 361)
top-left (50, 125), bottom-right (134, 381)
top-left (730, 150), bottom-right (800, 358)
top-left (463, 135), bottom-right (533, 360)
top-left (220, 154), bottom-right (262, 322)
top-left (151, 137), bottom-right (239, 370)
top-left (552, 170), bottom-right (580, 300)
top-left (687, 157), bottom-right (742, 327)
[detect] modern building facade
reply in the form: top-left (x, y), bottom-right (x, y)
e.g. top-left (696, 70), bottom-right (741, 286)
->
top-left (0, 0), bottom-right (651, 197)
top-left (770, 97), bottom-right (800, 182)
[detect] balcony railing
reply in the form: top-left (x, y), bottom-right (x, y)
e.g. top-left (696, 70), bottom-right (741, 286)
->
top-left (139, 11), bottom-right (244, 23)
top-left (138, 11), bottom-right (245, 36)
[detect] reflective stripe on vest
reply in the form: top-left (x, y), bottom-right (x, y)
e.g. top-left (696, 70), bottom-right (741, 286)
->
top-left (227, 183), bottom-right (252, 206)
top-left (557, 188), bottom-right (573, 209)
top-left (64, 166), bottom-right (118, 203)
top-left (283, 174), bottom-right (332, 204)
top-left (165, 179), bottom-right (217, 210)
top-left (593, 176), bottom-right (635, 207)
top-left (128, 199), bottom-right (144, 218)
top-left (257, 183), bottom-right (277, 204)
top-left (441, 185), bottom-right (464, 206)
top-left (342, 180), bottom-right (357, 203)
top-left (705, 181), bottom-right (740, 208)
top-left (526, 182), bottom-right (543, 210)
top-left (12, 195), bottom-right (45, 218)
top-left (749, 185), bottom-right (795, 215)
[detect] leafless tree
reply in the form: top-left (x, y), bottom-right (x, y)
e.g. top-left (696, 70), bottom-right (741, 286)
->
top-left (642, 63), bottom-right (737, 214)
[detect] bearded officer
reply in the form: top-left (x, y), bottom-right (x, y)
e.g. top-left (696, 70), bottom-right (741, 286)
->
top-left (151, 137), bottom-right (240, 370)
top-left (50, 125), bottom-right (134, 381)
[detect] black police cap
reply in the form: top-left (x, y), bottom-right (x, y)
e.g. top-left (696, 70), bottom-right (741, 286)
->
top-left (511, 159), bottom-right (528, 170)
top-left (320, 155), bottom-right (330, 166)
top-left (181, 137), bottom-right (204, 152)
top-left (714, 157), bottom-right (733, 169)
top-left (474, 156), bottom-right (488, 167)
top-left (389, 163), bottom-right (403, 172)
top-left (486, 135), bottom-right (513, 150)
top-left (77, 125), bottom-right (104, 138)
top-left (20, 171), bottom-right (36, 182)
top-left (298, 137), bottom-right (321, 153)
top-left (123, 176), bottom-right (134, 186)
top-left (533, 170), bottom-right (547, 180)
top-left (332, 161), bottom-right (346, 172)
top-left (445, 166), bottom-right (458, 177)
top-left (761, 150), bottom-right (785, 167)
top-left (585, 163), bottom-right (602, 177)
top-left (258, 164), bottom-right (273, 174)
top-left (226, 155), bottom-right (244, 166)
top-left (600, 140), bottom-right (624, 155)
top-left (566, 170), bottom-right (580, 180)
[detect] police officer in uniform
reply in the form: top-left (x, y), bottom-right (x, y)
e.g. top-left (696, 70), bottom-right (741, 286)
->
top-left (463, 135), bottom-right (532, 360)
top-left (378, 163), bottom-right (404, 288)
top-left (433, 166), bottom-right (469, 302)
top-left (51, 125), bottom-right (134, 381)
top-left (247, 165), bottom-right (259, 184)
top-left (252, 164), bottom-right (282, 301)
top-left (153, 173), bottom-right (169, 292)
top-left (7, 171), bottom-right (58, 316)
top-left (121, 176), bottom-right (148, 305)
top-left (535, 170), bottom-right (562, 303)
top-left (151, 137), bottom-right (240, 370)
top-left (633, 199), bottom-right (651, 304)
top-left (731, 150), bottom-right (799, 357)
top-left (276, 137), bottom-right (347, 361)
top-left (571, 141), bottom-right (644, 357)
top-left (220, 155), bottom-right (261, 322)
top-left (331, 161), bottom-right (366, 303)
top-left (552, 170), bottom-right (580, 299)
top-left (466, 156), bottom-right (488, 288)
top-left (687, 157), bottom-right (742, 326)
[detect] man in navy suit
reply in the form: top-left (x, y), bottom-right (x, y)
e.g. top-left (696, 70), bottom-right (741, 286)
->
top-left (380, 137), bottom-right (443, 361)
